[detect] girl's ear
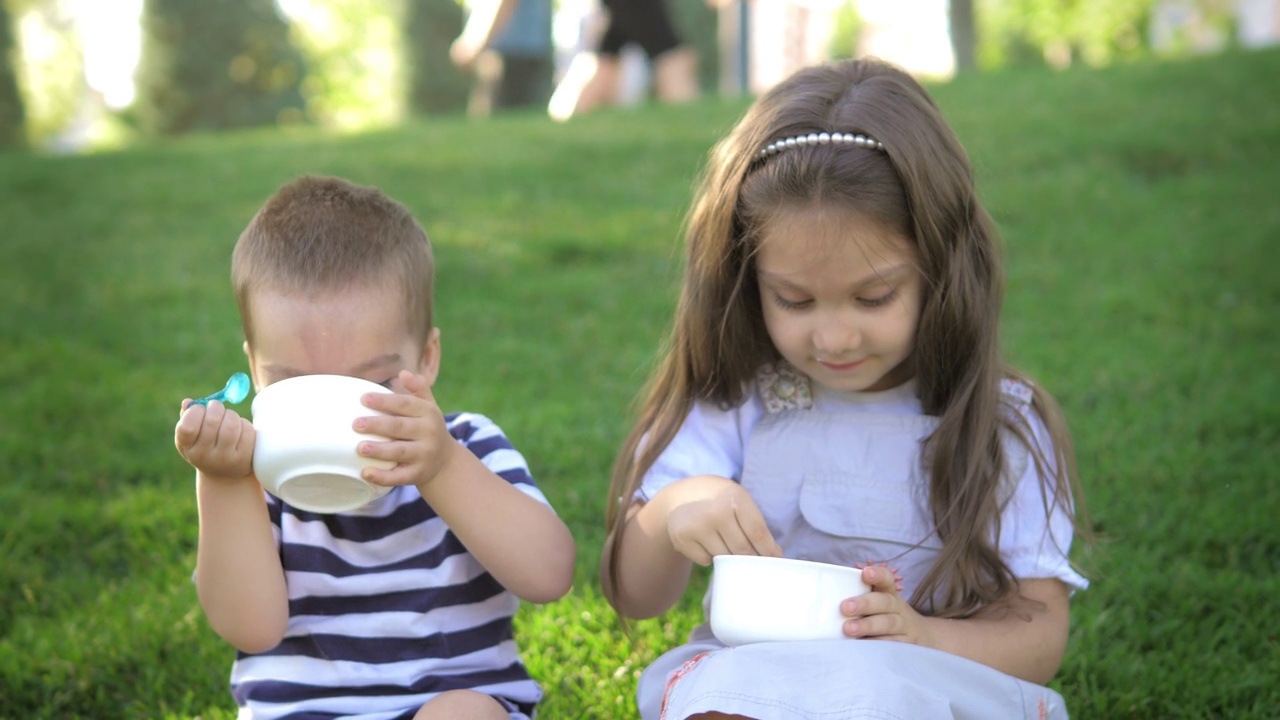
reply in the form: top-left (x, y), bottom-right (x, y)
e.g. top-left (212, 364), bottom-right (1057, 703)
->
top-left (419, 328), bottom-right (442, 387)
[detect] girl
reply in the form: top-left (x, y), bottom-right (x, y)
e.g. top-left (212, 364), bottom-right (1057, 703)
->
top-left (602, 58), bottom-right (1089, 719)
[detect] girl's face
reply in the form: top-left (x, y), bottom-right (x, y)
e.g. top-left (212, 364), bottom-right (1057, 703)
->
top-left (755, 204), bottom-right (921, 394)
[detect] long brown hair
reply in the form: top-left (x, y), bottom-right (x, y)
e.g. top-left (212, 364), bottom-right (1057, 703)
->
top-left (606, 58), bottom-right (1087, 618)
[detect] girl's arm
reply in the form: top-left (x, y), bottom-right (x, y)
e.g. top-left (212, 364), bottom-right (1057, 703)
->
top-left (844, 567), bottom-right (1070, 684)
top-left (416, 445), bottom-right (576, 604)
top-left (602, 474), bottom-right (781, 618)
top-left (926, 577), bottom-right (1070, 683)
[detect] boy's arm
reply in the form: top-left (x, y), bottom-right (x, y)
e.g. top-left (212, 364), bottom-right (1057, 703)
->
top-left (358, 373), bottom-right (574, 604)
top-left (418, 447), bottom-right (575, 604)
top-left (177, 401), bottom-right (289, 653)
top-left (195, 472), bottom-right (289, 653)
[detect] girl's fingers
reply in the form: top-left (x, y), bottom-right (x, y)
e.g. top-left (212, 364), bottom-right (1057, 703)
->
top-left (732, 498), bottom-right (783, 557)
top-left (862, 565), bottom-right (899, 594)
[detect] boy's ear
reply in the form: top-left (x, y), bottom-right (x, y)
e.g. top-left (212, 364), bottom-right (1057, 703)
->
top-left (419, 328), bottom-right (442, 387)
top-left (243, 340), bottom-right (263, 391)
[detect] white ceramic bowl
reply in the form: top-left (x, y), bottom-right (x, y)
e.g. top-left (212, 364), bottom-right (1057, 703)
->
top-left (251, 374), bottom-right (395, 513)
top-left (709, 555), bottom-right (870, 646)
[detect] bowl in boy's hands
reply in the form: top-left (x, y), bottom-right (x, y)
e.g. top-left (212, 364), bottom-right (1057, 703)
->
top-left (709, 555), bottom-right (870, 646)
top-left (251, 374), bottom-right (395, 513)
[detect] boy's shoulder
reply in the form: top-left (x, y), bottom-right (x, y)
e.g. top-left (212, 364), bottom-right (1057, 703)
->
top-left (444, 410), bottom-right (501, 439)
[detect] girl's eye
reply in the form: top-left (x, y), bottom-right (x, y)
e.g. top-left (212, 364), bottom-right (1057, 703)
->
top-left (772, 294), bottom-right (812, 311)
top-left (858, 289), bottom-right (898, 308)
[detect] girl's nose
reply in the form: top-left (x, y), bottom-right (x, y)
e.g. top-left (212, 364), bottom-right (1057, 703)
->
top-left (813, 313), bottom-right (861, 356)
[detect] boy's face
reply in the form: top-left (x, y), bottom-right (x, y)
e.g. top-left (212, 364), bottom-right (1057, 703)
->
top-left (244, 283), bottom-right (438, 393)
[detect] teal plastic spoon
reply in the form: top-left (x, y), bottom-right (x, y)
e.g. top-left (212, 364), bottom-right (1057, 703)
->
top-left (192, 372), bottom-right (251, 406)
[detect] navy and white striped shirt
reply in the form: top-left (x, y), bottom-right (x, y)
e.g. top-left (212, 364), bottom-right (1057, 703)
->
top-left (229, 412), bottom-right (551, 719)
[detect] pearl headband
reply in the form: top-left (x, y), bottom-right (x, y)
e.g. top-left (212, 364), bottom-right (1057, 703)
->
top-left (757, 132), bottom-right (885, 160)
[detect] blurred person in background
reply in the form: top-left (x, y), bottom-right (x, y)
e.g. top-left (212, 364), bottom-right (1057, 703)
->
top-left (452, 0), bottom-right (555, 116)
top-left (548, 0), bottom-right (700, 121)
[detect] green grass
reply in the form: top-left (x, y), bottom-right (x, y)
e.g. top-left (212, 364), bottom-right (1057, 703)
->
top-left (2, 48), bottom-right (1277, 718)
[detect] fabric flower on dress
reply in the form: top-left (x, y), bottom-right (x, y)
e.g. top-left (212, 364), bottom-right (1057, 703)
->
top-left (757, 362), bottom-right (813, 413)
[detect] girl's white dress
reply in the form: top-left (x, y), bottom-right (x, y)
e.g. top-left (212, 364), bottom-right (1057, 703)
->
top-left (634, 363), bottom-right (1088, 720)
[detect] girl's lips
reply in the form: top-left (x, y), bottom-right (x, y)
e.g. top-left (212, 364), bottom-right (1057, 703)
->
top-left (819, 358), bottom-right (867, 372)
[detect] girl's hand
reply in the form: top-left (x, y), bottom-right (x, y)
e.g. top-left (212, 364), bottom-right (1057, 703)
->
top-left (658, 475), bottom-right (783, 566)
top-left (354, 370), bottom-right (460, 488)
top-left (175, 399), bottom-right (256, 481)
top-left (841, 565), bottom-right (937, 649)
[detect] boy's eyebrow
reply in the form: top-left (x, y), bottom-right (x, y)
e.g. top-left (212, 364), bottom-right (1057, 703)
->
top-left (758, 263), bottom-right (911, 291)
top-left (262, 354), bottom-right (402, 379)
top-left (348, 354), bottom-right (402, 374)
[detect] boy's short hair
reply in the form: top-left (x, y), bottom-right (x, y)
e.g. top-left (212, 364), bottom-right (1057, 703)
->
top-left (232, 175), bottom-right (435, 344)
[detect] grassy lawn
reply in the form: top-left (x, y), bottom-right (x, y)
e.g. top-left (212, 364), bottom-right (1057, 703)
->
top-left (1, 48), bottom-right (1277, 718)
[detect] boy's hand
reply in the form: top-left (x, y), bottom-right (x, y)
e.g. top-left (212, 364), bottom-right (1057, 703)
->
top-left (354, 370), bottom-right (459, 488)
top-left (175, 399), bottom-right (256, 481)
top-left (841, 565), bottom-right (936, 649)
top-left (657, 474), bottom-right (783, 566)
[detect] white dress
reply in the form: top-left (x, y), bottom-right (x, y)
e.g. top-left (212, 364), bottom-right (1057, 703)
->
top-left (634, 364), bottom-right (1087, 720)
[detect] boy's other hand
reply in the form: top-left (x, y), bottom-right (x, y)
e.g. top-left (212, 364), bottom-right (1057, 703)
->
top-left (355, 370), bottom-right (459, 488)
top-left (175, 399), bottom-right (256, 481)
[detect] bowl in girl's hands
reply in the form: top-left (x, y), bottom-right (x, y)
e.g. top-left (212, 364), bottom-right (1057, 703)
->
top-left (251, 374), bottom-right (395, 514)
top-left (710, 555), bottom-right (870, 646)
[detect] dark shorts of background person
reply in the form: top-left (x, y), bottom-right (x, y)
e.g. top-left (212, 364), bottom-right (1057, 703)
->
top-left (470, 53), bottom-right (553, 115)
top-left (598, 0), bottom-right (683, 59)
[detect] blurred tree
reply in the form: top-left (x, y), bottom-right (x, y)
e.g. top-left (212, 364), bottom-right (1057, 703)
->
top-left (287, 0), bottom-right (403, 129)
top-left (950, 0), bottom-right (977, 71)
top-left (978, 0), bottom-right (1155, 68)
top-left (0, 0), bottom-right (25, 148)
top-left (134, 0), bottom-right (308, 135)
top-left (671, 0), bottom-right (719, 94)
top-left (403, 0), bottom-right (468, 115)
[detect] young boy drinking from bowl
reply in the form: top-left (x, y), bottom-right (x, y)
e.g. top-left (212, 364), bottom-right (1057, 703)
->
top-left (173, 175), bottom-right (576, 720)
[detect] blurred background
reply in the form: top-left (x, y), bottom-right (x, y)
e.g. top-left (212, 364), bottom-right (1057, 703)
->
top-left (1, 0), bottom-right (1276, 152)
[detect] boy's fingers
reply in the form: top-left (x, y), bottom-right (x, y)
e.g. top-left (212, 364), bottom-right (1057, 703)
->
top-left (175, 407), bottom-right (205, 448)
top-left (361, 391), bottom-right (427, 417)
top-left (355, 414), bottom-right (420, 440)
top-left (360, 438), bottom-right (412, 463)
top-left (401, 370), bottom-right (430, 397)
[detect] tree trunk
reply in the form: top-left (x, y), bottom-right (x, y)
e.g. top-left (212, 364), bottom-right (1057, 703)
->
top-left (949, 0), bottom-right (977, 72)
top-left (404, 0), bottom-right (469, 115)
top-left (135, 0), bottom-right (308, 135)
top-left (0, 1), bottom-right (26, 148)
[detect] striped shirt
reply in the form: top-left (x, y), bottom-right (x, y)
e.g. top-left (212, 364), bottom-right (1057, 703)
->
top-left (229, 412), bottom-right (550, 719)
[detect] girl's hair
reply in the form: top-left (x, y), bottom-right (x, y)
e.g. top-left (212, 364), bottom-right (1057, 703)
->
top-left (232, 175), bottom-right (435, 345)
top-left (606, 58), bottom-right (1087, 618)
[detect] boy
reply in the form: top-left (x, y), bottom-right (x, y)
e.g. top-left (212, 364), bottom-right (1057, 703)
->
top-left (175, 175), bottom-right (575, 719)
